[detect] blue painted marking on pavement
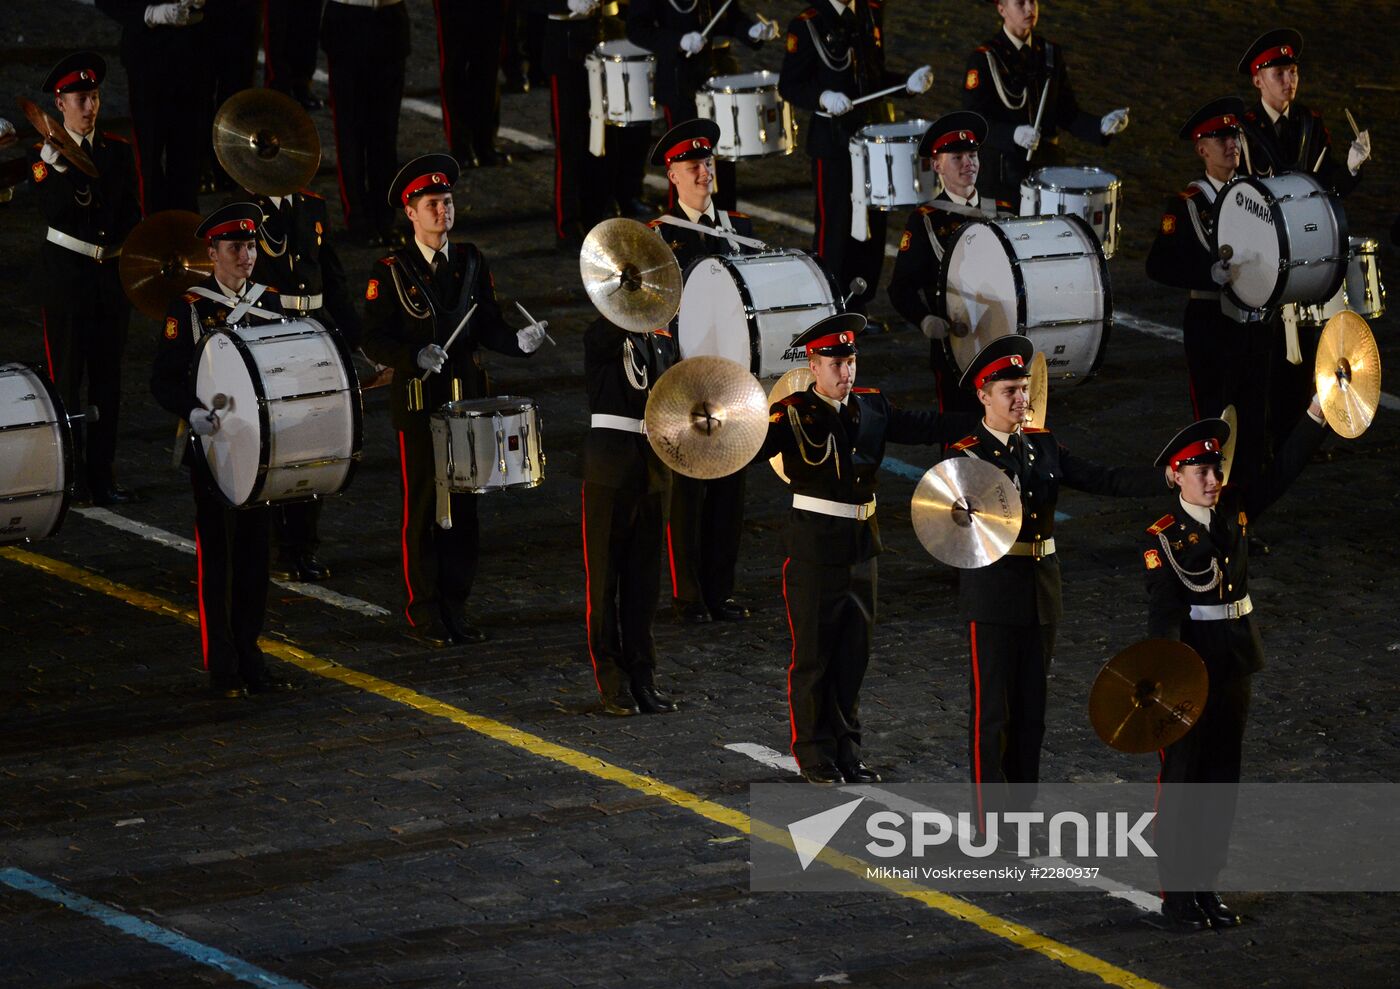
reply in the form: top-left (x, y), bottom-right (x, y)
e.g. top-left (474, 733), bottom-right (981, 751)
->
top-left (880, 457), bottom-right (1071, 522)
top-left (0, 868), bottom-right (309, 988)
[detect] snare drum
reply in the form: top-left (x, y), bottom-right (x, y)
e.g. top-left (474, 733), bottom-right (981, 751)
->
top-left (0, 362), bottom-right (74, 545)
top-left (942, 214), bottom-right (1111, 382)
top-left (586, 40), bottom-right (661, 127)
top-left (1019, 166), bottom-right (1122, 259)
top-left (850, 120), bottom-right (936, 210)
top-left (1296, 236), bottom-right (1386, 326)
top-left (1215, 172), bottom-right (1347, 311)
top-left (678, 249), bottom-right (842, 379)
top-left (431, 396), bottom-right (544, 494)
top-left (192, 318), bottom-right (362, 507)
top-left (695, 72), bottom-right (795, 160)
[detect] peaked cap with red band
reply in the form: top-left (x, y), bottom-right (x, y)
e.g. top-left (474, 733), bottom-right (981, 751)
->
top-left (197, 201), bottom-right (263, 242)
top-left (1154, 418), bottom-right (1231, 470)
top-left (791, 312), bottom-right (866, 358)
top-left (918, 110), bottom-right (987, 158)
top-left (43, 52), bottom-right (106, 95)
top-left (649, 118), bottom-right (721, 167)
top-left (1179, 96), bottom-right (1247, 141)
top-left (959, 335), bottom-right (1034, 391)
top-left (1237, 28), bottom-right (1303, 75)
top-left (387, 153), bottom-right (460, 207)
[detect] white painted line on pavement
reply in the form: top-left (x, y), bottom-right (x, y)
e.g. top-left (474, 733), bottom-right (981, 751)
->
top-left (726, 741), bottom-right (1162, 913)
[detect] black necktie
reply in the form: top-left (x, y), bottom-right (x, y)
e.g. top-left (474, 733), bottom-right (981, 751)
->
top-left (1007, 432), bottom-right (1026, 475)
top-left (430, 250), bottom-right (444, 274)
top-left (1275, 113), bottom-right (1289, 145)
top-left (840, 5), bottom-right (857, 31)
top-left (80, 138), bottom-right (92, 157)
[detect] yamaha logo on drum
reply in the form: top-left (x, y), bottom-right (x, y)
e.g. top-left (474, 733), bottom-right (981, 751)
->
top-left (1236, 191), bottom-right (1274, 226)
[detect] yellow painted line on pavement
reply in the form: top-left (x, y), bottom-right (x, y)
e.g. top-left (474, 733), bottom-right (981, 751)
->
top-left (2, 545), bottom-right (1166, 989)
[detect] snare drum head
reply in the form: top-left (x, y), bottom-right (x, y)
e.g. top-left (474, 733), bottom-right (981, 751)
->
top-left (443, 395), bottom-right (538, 417)
top-left (705, 71), bottom-right (779, 93)
top-left (857, 120), bottom-right (930, 142)
top-left (596, 39), bottom-right (653, 59)
top-left (1026, 166), bottom-right (1119, 191)
top-left (194, 329), bottom-right (264, 506)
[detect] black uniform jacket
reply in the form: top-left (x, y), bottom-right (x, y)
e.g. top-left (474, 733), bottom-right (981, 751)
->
top-left (95, 0), bottom-right (213, 64)
top-left (247, 190), bottom-right (362, 347)
top-left (760, 385), bottom-right (969, 565)
top-left (627, 0), bottom-right (759, 108)
top-left (1143, 415), bottom-right (1327, 682)
top-left (583, 319), bottom-right (672, 494)
top-left (151, 277), bottom-right (286, 468)
top-left (945, 423), bottom-right (1159, 626)
top-left (649, 204), bottom-right (757, 274)
top-left (1145, 181), bottom-right (1221, 294)
top-left (888, 192), bottom-right (1010, 327)
top-left (362, 242), bottom-right (527, 432)
top-left (778, 1), bottom-right (902, 158)
top-left (28, 131), bottom-right (142, 269)
top-left (1238, 100), bottom-right (1358, 198)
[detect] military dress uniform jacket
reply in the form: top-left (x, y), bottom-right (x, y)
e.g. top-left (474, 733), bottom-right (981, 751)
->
top-left (362, 243), bottom-right (527, 432)
top-left (779, 1), bottom-right (902, 159)
top-left (583, 319), bottom-right (672, 494)
top-left (649, 204), bottom-right (756, 273)
top-left (961, 31), bottom-right (1106, 197)
top-left (1143, 414), bottom-right (1327, 683)
top-left (1238, 100), bottom-right (1359, 198)
top-left (28, 131), bottom-right (142, 273)
top-left (760, 386), bottom-right (969, 565)
top-left (946, 423), bottom-right (1159, 626)
top-left (1145, 182), bottom-right (1223, 295)
top-left (627, 0), bottom-right (758, 110)
top-left (887, 192), bottom-right (1009, 327)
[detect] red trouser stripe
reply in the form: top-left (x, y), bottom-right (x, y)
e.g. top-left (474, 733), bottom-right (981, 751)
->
top-left (397, 431), bottom-right (418, 625)
top-left (261, 0), bottom-right (274, 87)
top-left (432, 0), bottom-right (454, 148)
top-left (40, 309), bottom-right (54, 382)
top-left (194, 525), bottom-right (209, 669)
top-left (782, 557), bottom-right (799, 754)
top-left (665, 521), bottom-right (679, 598)
top-left (969, 621), bottom-right (984, 827)
top-left (128, 126), bottom-right (148, 216)
top-left (580, 483), bottom-right (604, 695)
top-left (815, 159), bottom-right (827, 259)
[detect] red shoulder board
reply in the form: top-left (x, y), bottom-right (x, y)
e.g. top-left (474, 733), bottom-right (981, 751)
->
top-left (1177, 187), bottom-right (1204, 200)
top-left (1021, 426), bottom-right (1049, 434)
top-left (1146, 514), bottom-right (1175, 536)
top-left (798, 7), bottom-right (818, 19)
top-left (653, 328), bottom-right (672, 338)
top-left (298, 187), bottom-right (324, 200)
top-left (101, 131), bottom-right (130, 144)
top-left (181, 291), bottom-right (199, 303)
top-left (647, 217), bottom-right (663, 228)
top-left (996, 199), bottom-right (1014, 211)
top-left (779, 394), bottom-right (803, 406)
top-left (727, 211), bottom-right (749, 220)
top-left (851, 387), bottom-right (879, 394)
top-left (949, 435), bottom-right (979, 452)
top-left (378, 256), bottom-right (396, 267)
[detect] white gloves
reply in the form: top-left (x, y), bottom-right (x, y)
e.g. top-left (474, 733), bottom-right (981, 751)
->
top-left (39, 141), bottom-right (67, 172)
top-left (920, 315), bottom-right (949, 340)
top-left (679, 32), bottom-right (705, 55)
top-left (906, 65), bottom-right (934, 95)
top-left (1348, 130), bottom-right (1371, 175)
top-left (819, 90), bottom-right (853, 116)
top-left (1013, 125), bottom-right (1038, 150)
top-left (1210, 261), bottom-right (1232, 286)
top-left (748, 20), bottom-right (779, 42)
top-left (144, 1), bottom-right (204, 27)
top-left (416, 344), bottom-right (448, 374)
top-left (516, 321), bottom-right (548, 354)
top-left (188, 410), bottom-right (219, 437)
top-left (1100, 108), bottom-right (1130, 136)
top-left (566, 0), bottom-right (598, 15)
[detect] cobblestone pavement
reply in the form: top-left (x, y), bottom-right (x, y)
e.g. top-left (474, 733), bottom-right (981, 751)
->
top-left (1, 2), bottom-right (1397, 987)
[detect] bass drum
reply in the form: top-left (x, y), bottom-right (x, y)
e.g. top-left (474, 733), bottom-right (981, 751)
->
top-left (192, 318), bottom-right (363, 507)
top-left (0, 362), bottom-right (74, 545)
top-left (678, 249), bottom-right (842, 379)
top-left (942, 214), bottom-right (1111, 382)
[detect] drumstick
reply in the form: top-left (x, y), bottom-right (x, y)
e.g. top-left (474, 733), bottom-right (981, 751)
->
top-left (814, 83), bottom-right (908, 118)
top-left (1026, 77), bottom-right (1052, 162)
top-left (207, 393), bottom-right (228, 423)
top-left (1344, 108), bottom-right (1363, 142)
top-left (418, 304), bottom-right (478, 382)
top-left (514, 301), bottom-right (557, 347)
top-left (690, 0), bottom-right (735, 53)
top-left (655, 213), bottom-right (768, 250)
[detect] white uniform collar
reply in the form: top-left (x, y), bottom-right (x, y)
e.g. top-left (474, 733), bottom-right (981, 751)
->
top-left (1204, 173), bottom-right (1230, 192)
top-left (1261, 101), bottom-right (1290, 125)
top-left (416, 237), bottom-right (449, 266)
top-left (678, 200), bottom-right (716, 225)
top-left (944, 187), bottom-right (979, 208)
top-left (269, 195), bottom-right (285, 209)
top-left (814, 388), bottom-right (849, 410)
top-left (983, 420), bottom-right (1018, 446)
top-left (65, 124), bottom-right (94, 147)
top-left (215, 276), bottom-right (249, 300)
top-left (828, 0), bottom-right (854, 16)
top-left (1178, 495), bottom-right (1213, 528)
top-left (1003, 25), bottom-right (1031, 50)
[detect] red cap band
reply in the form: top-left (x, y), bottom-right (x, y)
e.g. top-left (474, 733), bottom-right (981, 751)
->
top-left (205, 218), bottom-right (257, 240)
top-left (401, 172), bottom-right (450, 204)
top-left (973, 353), bottom-right (1026, 391)
top-left (1250, 44), bottom-right (1295, 74)
top-left (664, 137), bottom-right (713, 164)
top-left (804, 330), bottom-right (855, 356)
top-left (1191, 113), bottom-right (1239, 140)
top-left (54, 69), bottom-right (96, 92)
top-left (1170, 438), bottom-right (1221, 470)
top-left (931, 129), bottom-right (975, 153)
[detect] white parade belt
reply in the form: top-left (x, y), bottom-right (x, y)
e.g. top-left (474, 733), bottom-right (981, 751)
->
top-left (47, 228), bottom-right (120, 262)
top-left (590, 413), bottom-right (645, 434)
top-left (329, 0), bottom-right (402, 8)
top-left (281, 293), bottom-right (324, 312)
top-left (792, 493), bottom-right (876, 521)
top-left (1188, 595), bottom-right (1253, 621)
top-left (1004, 537), bottom-right (1056, 559)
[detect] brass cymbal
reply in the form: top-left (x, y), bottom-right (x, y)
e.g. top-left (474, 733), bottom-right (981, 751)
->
top-left (18, 97), bottom-right (97, 177)
top-left (765, 367), bottom-right (814, 483)
top-left (1315, 310), bottom-right (1381, 440)
top-left (212, 88), bottom-right (320, 197)
top-left (1089, 639), bottom-right (1209, 753)
top-left (580, 218), bottom-right (682, 332)
top-left (1219, 404), bottom-right (1238, 486)
top-left (911, 458), bottom-right (1022, 568)
top-left (118, 210), bottom-right (213, 319)
top-left (1025, 351), bottom-right (1048, 430)
top-left (645, 356), bottom-right (769, 479)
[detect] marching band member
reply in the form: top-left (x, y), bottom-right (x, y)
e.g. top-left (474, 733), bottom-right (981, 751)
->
top-left (150, 202), bottom-right (295, 699)
top-left (363, 155), bottom-right (548, 647)
top-left (1143, 402), bottom-right (1328, 929)
top-left (779, 0), bottom-right (933, 324)
top-left (262, 0), bottom-right (324, 110)
top-left (961, 0), bottom-right (1128, 204)
top-left (946, 338), bottom-right (1158, 831)
top-left (758, 314), bottom-right (962, 785)
top-left (28, 53), bottom-right (143, 506)
top-left (887, 112), bottom-right (1009, 415)
top-left (647, 119), bottom-right (755, 624)
top-left (434, 0), bottom-right (511, 169)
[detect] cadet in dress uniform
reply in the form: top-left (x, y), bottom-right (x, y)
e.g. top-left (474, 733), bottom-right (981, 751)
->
top-left (150, 203), bottom-right (296, 698)
top-left (28, 54), bottom-right (143, 506)
top-left (1143, 404), bottom-right (1327, 930)
top-left (362, 156), bottom-right (548, 646)
top-left (243, 184), bottom-right (363, 583)
top-left (1145, 99), bottom-right (1272, 493)
top-left (961, 0), bottom-right (1128, 204)
top-left (645, 120), bottom-right (755, 624)
top-left (946, 337), bottom-right (1158, 830)
top-left (627, 0), bottom-right (776, 213)
top-left (758, 314), bottom-right (963, 785)
top-left (779, 1), bottom-right (933, 320)
top-left (322, 0), bottom-right (410, 246)
top-left (94, 0), bottom-right (213, 212)
top-left (581, 315), bottom-right (677, 717)
top-left (263, 0), bottom-right (325, 109)
top-left (887, 112), bottom-right (1009, 415)
top-left (434, 0), bottom-right (511, 169)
